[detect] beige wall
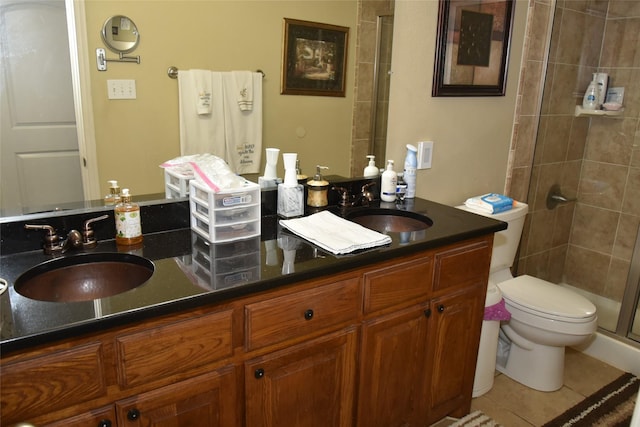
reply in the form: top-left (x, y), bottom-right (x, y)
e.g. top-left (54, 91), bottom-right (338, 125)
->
top-left (85, 0), bottom-right (358, 196)
top-left (385, 0), bottom-right (529, 206)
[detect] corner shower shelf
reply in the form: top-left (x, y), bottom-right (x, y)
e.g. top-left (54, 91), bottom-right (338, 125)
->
top-left (574, 106), bottom-right (624, 117)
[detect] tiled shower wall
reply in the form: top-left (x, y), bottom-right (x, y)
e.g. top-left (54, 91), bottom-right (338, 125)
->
top-left (350, 0), bottom-right (394, 176)
top-left (508, 0), bottom-right (640, 307)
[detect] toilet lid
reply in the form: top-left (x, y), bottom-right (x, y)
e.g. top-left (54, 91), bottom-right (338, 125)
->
top-left (498, 275), bottom-right (596, 320)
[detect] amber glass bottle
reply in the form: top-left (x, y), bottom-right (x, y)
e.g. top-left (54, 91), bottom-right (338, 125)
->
top-left (115, 188), bottom-right (143, 246)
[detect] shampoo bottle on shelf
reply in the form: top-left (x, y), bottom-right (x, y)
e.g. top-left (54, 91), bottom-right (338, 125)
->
top-left (403, 144), bottom-right (418, 198)
top-left (363, 155), bottom-right (379, 177)
top-left (115, 188), bottom-right (143, 246)
top-left (582, 74), bottom-right (598, 110)
top-left (380, 160), bottom-right (397, 202)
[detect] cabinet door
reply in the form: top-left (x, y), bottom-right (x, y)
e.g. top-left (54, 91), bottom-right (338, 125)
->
top-left (44, 405), bottom-right (116, 427)
top-left (1, 342), bottom-right (107, 425)
top-left (426, 286), bottom-right (484, 424)
top-left (245, 327), bottom-right (357, 427)
top-left (357, 304), bottom-right (430, 427)
top-left (115, 366), bottom-right (237, 427)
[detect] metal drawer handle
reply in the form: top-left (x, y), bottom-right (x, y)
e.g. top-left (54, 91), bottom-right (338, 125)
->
top-left (304, 309), bottom-right (314, 320)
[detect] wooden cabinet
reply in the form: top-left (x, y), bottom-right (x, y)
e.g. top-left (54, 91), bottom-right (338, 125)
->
top-left (357, 237), bottom-right (491, 427)
top-left (245, 328), bottom-right (357, 427)
top-left (426, 238), bottom-right (491, 423)
top-left (357, 304), bottom-right (430, 427)
top-left (1, 342), bottom-right (108, 425)
top-left (44, 405), bottom-right (116, 427)
top-left (1, 235), bottom-right (493, 427)
top-left (425, 287), bottom-right (485, 424)
top-left (115, 367), bottom-right (237, 426)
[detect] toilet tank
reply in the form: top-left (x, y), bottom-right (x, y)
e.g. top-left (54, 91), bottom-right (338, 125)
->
top-left (457, 202), bottom-right (528, 273)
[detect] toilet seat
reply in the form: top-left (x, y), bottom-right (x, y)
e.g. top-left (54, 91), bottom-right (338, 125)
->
top-left (498, 275), bottom-right (596, 323)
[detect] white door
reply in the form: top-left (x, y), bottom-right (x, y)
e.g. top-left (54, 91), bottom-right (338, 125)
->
top-left (0, 0), bottom-right (83, 215)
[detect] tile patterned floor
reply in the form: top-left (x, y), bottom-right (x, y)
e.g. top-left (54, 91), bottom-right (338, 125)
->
top-left (434, 348), bottom-right (624, 426)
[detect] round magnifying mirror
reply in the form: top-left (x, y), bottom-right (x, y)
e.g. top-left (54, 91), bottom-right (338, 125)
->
top-left (101, 15), bottom-right (140, 54)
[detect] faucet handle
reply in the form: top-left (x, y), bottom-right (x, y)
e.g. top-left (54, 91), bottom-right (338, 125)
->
top-left (332, 186), bottom-right (352, 207)
top-left (82, 214), bottom-right (109, 248)
top-left (24, 224), bottom-right (60, 253)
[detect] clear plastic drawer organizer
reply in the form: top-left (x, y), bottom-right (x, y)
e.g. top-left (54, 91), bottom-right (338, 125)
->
top-left (189, 179), bottom-right (261, 243)
top-left (165, 169), bottom-right (193, 199)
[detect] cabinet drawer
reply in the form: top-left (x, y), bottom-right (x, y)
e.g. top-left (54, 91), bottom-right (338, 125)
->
top-left (245, 276), bottom-right (359, 351)
top-left (1, 342), bottom-right (107, 424)
top-left (115, 309), bottom-right (233, 388)
top-left (363, 254), bottom-right (433, 314)
top-left (433, 238), bottom-right (491, 292)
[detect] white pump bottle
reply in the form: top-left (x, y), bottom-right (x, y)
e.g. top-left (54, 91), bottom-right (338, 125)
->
top-left (363, 155), bottom-right (379, 177)
top-left (380, 160), bottom-right (397, 202)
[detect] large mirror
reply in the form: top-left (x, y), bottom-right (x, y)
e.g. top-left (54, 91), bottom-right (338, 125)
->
top-left (100, 15), bottom-right (139, 54)
top-left (0, 0), bottom-right (389, 220)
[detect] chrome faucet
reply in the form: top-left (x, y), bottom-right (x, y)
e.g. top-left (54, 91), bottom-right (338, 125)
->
top-left (25, 214), bottom-right (109, 254)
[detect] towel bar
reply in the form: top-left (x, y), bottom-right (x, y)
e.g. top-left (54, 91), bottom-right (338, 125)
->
top-left (167, 66), bottom-right (265, 79)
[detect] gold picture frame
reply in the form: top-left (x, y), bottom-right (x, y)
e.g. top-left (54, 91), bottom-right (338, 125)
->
top-left (281, 18), bottom-right (349, 97)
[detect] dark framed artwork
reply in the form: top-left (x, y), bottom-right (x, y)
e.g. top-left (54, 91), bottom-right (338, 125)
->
top-left (281, 18), bottom-right (349, 97)
top-left (432, 0), bottom-right (515, 97)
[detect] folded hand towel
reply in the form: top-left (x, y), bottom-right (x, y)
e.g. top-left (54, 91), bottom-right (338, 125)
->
top-left (464, 193), bottom-right (514, 214)
top-left (279, 211), bottom-right (392, 255)
top-left (232, 70), bottom-right (253, 111)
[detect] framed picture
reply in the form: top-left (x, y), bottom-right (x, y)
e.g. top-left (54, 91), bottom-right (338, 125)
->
top-left (432, 0), bottom-right (514, 97)
top-left (281, 18), bottom-right (349, 97)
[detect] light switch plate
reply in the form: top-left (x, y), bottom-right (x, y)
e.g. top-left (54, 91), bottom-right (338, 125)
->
top-left (417, 141), bottom-right (433, 169)
top-left (107, 79), bottom-right (137, 99)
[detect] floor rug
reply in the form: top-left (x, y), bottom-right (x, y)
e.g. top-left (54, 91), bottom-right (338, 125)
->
top-left (542, 372), bottom-right (639, 427)
top-left (448, 410), bottom-right (503, 427)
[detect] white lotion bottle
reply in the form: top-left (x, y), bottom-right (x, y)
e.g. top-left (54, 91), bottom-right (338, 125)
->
top-left (277, 153), bottom-right (304, 218)
top-left (380, 160), bottom-right (397, 202)
top-left (363, 155), bottom-right (379, 177)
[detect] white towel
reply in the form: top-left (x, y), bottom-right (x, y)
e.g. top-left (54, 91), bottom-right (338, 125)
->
top-left (279, 211), bottom-right (392, 255)
top-left (178, 70), bottom-right (225, 157)
top-left (232, 70), bottom-right (253, 111)
top-left (222, 71), bottom-right (262, 174)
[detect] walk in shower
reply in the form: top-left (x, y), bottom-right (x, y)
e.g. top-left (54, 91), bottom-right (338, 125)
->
top-left (516, 0), bottom-right (640, 347)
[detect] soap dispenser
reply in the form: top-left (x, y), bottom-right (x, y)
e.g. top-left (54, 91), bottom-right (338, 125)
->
top-left (364, 155), bottom-right (378, 178)
top-left (104, 180), bottom-right (121, 205)
top-left (277, 153), bottom-right (304, 218)
top-left (380, 160), bottom-right (397, 202)
top-left (115, 188), bottom-right (143, 246)
top-left (307, 165), bottom-right (329, 207)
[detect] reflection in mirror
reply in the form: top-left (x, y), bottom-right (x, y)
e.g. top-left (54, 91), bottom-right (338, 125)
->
top-left (0, 1), bottom-right (382, 221)
top-left (101, 15), bottom-right (139, 53)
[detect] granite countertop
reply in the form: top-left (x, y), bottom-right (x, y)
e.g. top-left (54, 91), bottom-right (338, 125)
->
top-left (0, 197), bottom-right (506, 354)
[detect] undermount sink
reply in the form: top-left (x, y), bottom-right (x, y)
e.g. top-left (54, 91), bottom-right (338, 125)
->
top-left (346, 208), bottom-right (433, 233)
top-left (14, 253), bottom-right (154, 302)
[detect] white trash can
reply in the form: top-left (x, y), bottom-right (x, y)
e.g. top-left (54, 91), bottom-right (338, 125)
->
top-left (472, 283), bottom-right (504, 397)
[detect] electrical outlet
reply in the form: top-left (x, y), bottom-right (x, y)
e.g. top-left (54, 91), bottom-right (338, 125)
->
top-left (417, 141), bottom-right (433, 169)
top-left (107, 79), bottom-right (137, 99)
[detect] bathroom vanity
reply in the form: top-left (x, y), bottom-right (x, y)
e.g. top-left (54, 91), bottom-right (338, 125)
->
top-left (0, 198), bottom-right (505, 426)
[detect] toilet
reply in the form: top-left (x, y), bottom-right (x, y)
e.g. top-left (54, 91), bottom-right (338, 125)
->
top-left (459, 201), bottom-right (597, 392)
